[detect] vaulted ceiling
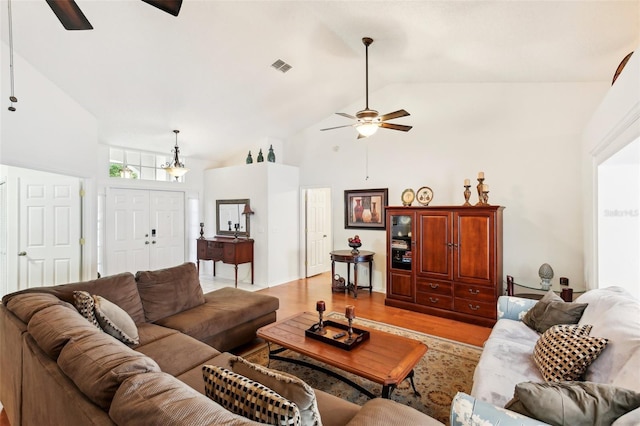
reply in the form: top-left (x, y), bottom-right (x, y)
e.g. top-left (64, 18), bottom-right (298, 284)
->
top-left (2, 0), bottom-right (638, 163)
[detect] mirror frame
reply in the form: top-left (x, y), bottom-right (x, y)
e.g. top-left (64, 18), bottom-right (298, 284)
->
top-left (216, 199), bottom-right (250, 237)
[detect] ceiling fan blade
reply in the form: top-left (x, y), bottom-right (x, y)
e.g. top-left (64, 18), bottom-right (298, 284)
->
top-left (380, 109), bottom-right (410, 121)
top-left (46, 0), bottom-right (93, 30)
top-left (320, 124), bottom-right (356, 131)
top-left (141, 0), bottom-right (183, 16)
top-left (336, 112), bottom-right (357, 120)
top-left (381, 122), bottom-right (413, 132)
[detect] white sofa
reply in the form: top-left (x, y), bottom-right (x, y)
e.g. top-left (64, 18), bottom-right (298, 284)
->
top-left (449, 287), bottom-right (640, 425)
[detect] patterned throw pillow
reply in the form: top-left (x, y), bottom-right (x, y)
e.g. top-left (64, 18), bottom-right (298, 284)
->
top-left (93, 295), bottom-right (139, 345)
top-left (202, 365), bottom-right (301, 426)
top-left (72, 291), bottom-right (100, 329)
top-left (230, 356), bottom-right (322, 426)
top-left (533, 324), bottom-right (608, 382)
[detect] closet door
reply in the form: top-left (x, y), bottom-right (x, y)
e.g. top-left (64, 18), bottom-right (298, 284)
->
top-left (106, 189), bottom-right (184, 275)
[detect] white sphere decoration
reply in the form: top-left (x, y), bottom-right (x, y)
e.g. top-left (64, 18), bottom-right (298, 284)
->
top-left (538, 263), bottom-right (554, 290)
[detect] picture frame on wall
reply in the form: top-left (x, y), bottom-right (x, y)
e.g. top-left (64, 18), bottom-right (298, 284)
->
top-left (344, 188), bottom-right (388, 230)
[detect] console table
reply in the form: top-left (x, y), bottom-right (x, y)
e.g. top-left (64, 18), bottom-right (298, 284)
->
top-left (505, 275), bottom-right (582, 302)
top-left (197, 237), bottom-right (254, 287)
top-left (330, 250), bottom-right (374, 298)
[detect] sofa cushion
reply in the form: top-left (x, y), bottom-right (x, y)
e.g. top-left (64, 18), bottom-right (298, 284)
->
top-left (505, 381), bottom-right (640, 426)
top-left (577, 287), bottom-right (640, 388)
top-left (110, 372), bottom-right (264, 426)
top-left (231, 356), bottom-right (322, 426)
top-left (135, 332), bottom-right (220, 377)
top-left (202, 364), bottom-right (301, 425)
top-left (533, 324), bottom-right (608, 382)
top-left (134, 322), bottom-right (179, 347)
top-left (72, 291), bottom-right (101, 328)
top-left (93, 295), bottom-right (139, 345)
top-left (27, 304), bottom-right (102, 360)
top-left (347, 398), bottom-right (443, 426)
top-left (154, 287), bottom-right (279, 344)
top-left (58, 332), bottom-right (161, 410)
top-left (522, 290), bottom-right (588, 333)
top-left (135, 262), bottom-right (205, 323)
top-left (4, 292), bottom-right (72, 323)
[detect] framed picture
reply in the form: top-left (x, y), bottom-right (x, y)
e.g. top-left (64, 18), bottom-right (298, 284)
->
top-left (344, 188), bottom-right (388, 230)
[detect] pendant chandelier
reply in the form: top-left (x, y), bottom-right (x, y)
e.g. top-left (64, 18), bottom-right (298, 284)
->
top-left (162, 130), bottom-right (189, 180)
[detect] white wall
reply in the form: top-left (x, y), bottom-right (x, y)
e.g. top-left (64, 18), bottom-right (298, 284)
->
top-left (204, 162), bottom-right (300, 287)
top-left (285, 81), bottom-right (610, 292)
top-left (583, 46), bottom-right (640, 292)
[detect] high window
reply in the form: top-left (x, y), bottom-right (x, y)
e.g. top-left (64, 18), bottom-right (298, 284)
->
top-left (108, 147), bottom-right (184, 182)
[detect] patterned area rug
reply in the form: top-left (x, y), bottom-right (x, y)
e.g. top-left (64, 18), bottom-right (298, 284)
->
top-left (242, 312), bottom-right (482, 425)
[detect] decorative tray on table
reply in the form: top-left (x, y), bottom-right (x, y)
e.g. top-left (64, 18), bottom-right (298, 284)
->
top-left (305, 320), bottom-right (370, 351)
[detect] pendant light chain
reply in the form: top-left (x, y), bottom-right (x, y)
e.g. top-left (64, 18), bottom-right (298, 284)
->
top-left (7, 0), bottom-right (18, 111)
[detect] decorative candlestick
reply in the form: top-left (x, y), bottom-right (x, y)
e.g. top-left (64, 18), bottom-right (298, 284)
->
top-left (316, 301), bottom-right (327, 335)
top-left (482, 189), bottom-right (490, 205)
top-left (475, 174), bottom-right (485, 206)
top-left (463, 183), bottom-right (472, 206)
top-left (199, 222), bottom-right (205, 239)
top-left (345, 305), bottom-right (355, 343)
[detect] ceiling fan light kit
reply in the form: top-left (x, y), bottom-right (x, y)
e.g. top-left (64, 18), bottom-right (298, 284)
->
top-left (321, 37), bottom-right (412, 138)
top-left (162, 130), bottom-right (189, 180)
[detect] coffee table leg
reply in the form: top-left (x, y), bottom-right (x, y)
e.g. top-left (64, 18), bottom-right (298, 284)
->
top-left (382, 370), bottom-right (420, 399)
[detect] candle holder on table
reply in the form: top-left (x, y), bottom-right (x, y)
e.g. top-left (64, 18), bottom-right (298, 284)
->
top-left (316, 301), bottom-right (327, 335)
top-left (344, 305), bottom-right (355, 344)
top-left (199, 222), bottom-right (205, 239)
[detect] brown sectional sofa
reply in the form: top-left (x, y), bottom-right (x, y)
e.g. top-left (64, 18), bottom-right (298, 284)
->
top-left (1, 262), bottom-right (441, 426)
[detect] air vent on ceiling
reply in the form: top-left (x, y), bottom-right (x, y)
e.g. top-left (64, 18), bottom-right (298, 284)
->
top-left (271, 59), bottom-right (292, 73)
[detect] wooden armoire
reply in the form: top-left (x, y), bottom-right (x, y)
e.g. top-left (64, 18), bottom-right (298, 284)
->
top-left (385, 206), bottom-right (504, 327)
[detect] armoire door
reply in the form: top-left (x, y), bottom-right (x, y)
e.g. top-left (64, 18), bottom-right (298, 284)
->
top-left (454, 211), bottom-right (495, 285)
top-left (417, 211), bottom-right (453, 280)
top-left (106, 188), bottom-right (184, 275)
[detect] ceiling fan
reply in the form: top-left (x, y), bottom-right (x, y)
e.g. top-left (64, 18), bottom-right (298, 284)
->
top-left (321, 37), bottom-right (412, 139)
top-left (45, 0), bottom-right (183, 30)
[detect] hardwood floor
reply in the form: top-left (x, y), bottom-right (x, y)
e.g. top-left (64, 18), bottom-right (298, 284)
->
top-left (255, 272), bottom-right (492, 347)
top-left (0, 271), bottom-right (492, 426)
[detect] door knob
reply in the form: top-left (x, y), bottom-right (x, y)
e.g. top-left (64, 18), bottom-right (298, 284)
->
top-left (18, 251), bottom-right (27, 256)
top-left (152, 241), bottom-right (156, 244)
top-left (145, 241), bottom-right (150, 245)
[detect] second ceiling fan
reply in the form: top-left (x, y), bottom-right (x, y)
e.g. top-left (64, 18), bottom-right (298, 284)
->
top-left (321, 37), bottom-right (412, 139)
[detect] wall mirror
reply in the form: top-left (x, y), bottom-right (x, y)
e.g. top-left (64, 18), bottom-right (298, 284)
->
top-left (216, 199), bottom-right (250, 237)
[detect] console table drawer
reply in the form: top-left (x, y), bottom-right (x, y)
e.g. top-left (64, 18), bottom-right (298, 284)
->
top-left (454, 283), bottom-right (494, 303)
top-left (416, 279), bottom-right (452, 296)
top-left (454, 298), bottom-right (495, 319)
top-left (416, 293), bottom-right (453, 310)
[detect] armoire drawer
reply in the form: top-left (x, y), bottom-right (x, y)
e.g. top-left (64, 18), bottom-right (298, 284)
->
top-left (454, 298), bottom-right (495, 319)
top-left (454, 283), bottom-right (495, 303)
top-left (416, 279), bottom-right (452, 297)
top-left (416, 292), bottom-right (453, 310)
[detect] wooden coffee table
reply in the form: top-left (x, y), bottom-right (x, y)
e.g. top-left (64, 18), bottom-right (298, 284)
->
top-left (256, 312), bottom-right (427, 398)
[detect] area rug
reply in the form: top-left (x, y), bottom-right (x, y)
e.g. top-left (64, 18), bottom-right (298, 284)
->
top-left (241, 312), bottom-right (482, 425)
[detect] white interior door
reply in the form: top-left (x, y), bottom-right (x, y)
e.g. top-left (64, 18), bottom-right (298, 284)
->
top-left (106, 188), bottom-right (184, 275)
top-left (106, 188), bottom-right (150, 274)
top-left (149, 191), bottom-right (185, 270)
top-left (18, 175), bottom-right (81, 289)
top-left (305, 187), bottom-right (331, 277)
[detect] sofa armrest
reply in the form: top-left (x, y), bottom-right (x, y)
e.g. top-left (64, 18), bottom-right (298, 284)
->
top-left (450, 393), bottom-right (549, 426)
top-left (497, 296), bottom-right (538, 321)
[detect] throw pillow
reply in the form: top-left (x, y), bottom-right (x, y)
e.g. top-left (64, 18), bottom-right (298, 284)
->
top-left (505, 381), bottom-right (640, 426)
top-left (533, 324), bottom-right (608, 382)
top-left (202, 365), bottom-right (301, 426)
top-left (522, 290), bottom-right (588, 333)
top-left (72, 290), bottom-right (101, 329)
top-left (230, 356), bottom-right (322, 426)
top-left (93, 295), bottom-right (140, 345)
top-left (135, 262), bottom-right (205, 322)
